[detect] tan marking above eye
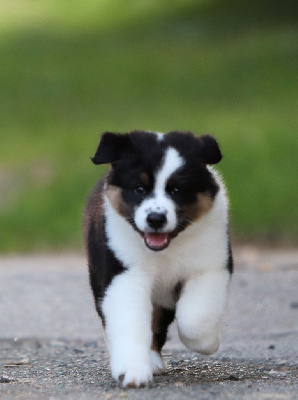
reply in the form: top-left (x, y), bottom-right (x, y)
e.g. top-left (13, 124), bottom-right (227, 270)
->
top-left (166, 175), bottom-right (179, 188)
top-left (139, 172), bottom-right (149, 186)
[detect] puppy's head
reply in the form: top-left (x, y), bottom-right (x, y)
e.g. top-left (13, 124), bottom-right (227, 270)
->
top-left (92, 130), bottom-right (222, 251)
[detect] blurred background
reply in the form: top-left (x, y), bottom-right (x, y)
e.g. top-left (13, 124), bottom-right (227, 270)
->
top-left (0, 0), bottom-right (297, 253)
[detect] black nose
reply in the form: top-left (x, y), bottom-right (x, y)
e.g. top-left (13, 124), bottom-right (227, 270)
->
top-left (147, 212), bottom-right (167, 230)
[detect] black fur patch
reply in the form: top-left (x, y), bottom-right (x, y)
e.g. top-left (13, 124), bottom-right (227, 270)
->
top-left (84, 181), bottom-right (126, 325)
top-left (151, 305), bottom-right (175, 353)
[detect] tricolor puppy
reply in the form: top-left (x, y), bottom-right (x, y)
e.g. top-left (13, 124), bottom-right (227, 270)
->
top-left (84, 130), bottom-right (233, 388)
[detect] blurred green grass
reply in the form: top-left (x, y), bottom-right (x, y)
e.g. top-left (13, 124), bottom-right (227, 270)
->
top-left (0, 0), bottom-right (297, 252)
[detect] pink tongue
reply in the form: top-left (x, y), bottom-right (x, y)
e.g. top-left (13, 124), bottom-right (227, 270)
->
top-left (144, 233), bottom-right (169, 248)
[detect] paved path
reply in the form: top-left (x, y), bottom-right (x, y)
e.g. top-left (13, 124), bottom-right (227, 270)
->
top-left (0, 247), bottom-right (297, 399)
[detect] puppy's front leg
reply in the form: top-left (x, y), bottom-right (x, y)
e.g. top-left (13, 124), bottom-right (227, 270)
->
top-left (176, 270), bottom-right (230, 355)
top-left (102, 270), bottom-right (153, 387)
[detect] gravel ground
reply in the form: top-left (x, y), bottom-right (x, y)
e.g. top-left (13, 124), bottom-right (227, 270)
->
top-left (0, 339), bottom-right (297, 400)
top-left (0, 246), bottom-right (298, 399)
top-left (1, 338), bottom-right (297, 400)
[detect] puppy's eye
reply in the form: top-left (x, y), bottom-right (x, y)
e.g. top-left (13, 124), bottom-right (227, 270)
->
top-left (134, 185), bottom-right (147, 195)
top-left (170, 187), bottom-right (180, 195)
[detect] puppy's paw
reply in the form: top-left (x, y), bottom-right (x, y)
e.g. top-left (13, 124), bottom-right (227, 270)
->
top-left (112, 360), bottom-right (153, 388)
top-left (151, 350), bottom-right (165, 375)
top-left (179, 330), bottom-right (220, 355)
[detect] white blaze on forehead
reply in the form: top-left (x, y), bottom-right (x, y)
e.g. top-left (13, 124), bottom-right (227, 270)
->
top-left (155, 147), bottom-right (184, 192)
top-left (134, 147), bottom-right (185, 234)
top-left (146, 131), bottom-right (164, 142)
top-left (155, 132), bottom-right (164, 142)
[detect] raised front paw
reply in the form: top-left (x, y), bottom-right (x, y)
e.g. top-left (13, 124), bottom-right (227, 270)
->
top-left (112, 361), bottom-right (153, 388)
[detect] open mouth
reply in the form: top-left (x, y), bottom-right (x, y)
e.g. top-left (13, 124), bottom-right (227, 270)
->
top-left (143, 232), bottom-right (171, 251)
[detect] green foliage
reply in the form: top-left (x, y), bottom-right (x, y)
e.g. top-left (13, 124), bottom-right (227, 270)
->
top-left (0, 1), bottom-right (297, 252)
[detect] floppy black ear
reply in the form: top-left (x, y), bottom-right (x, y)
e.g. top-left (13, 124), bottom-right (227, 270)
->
top-left (91, 132), bottom-right (130, 165)
top-left (199, 134), bottom-right (223, 165)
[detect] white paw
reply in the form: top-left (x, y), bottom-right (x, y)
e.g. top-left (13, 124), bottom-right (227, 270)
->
top-left (111, 359), bottom-right (153, 388)
top-left (151, 350), bottom-right (165, 375)
top-left (179, 330), bottom-right (220, 355)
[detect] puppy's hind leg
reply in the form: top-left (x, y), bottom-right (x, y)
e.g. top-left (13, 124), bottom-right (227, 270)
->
top-left (176, 270), bottom-right (230, 355)
top-left (151, 305), bottom-right (175, 374)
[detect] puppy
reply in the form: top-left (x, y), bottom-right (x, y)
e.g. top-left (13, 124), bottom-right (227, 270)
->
top-left (83, 130), bottom-right (233, 387)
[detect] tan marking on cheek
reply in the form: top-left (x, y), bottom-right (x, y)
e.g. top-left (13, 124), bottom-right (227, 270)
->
top-left (105, 185), bottom-right (133, 218)
top-left (180, 192), bottom-right (214, 222)
top-left (197, 192), bottom-right (213, 216)
top-left (105, 185), bottom-right (120, 210)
